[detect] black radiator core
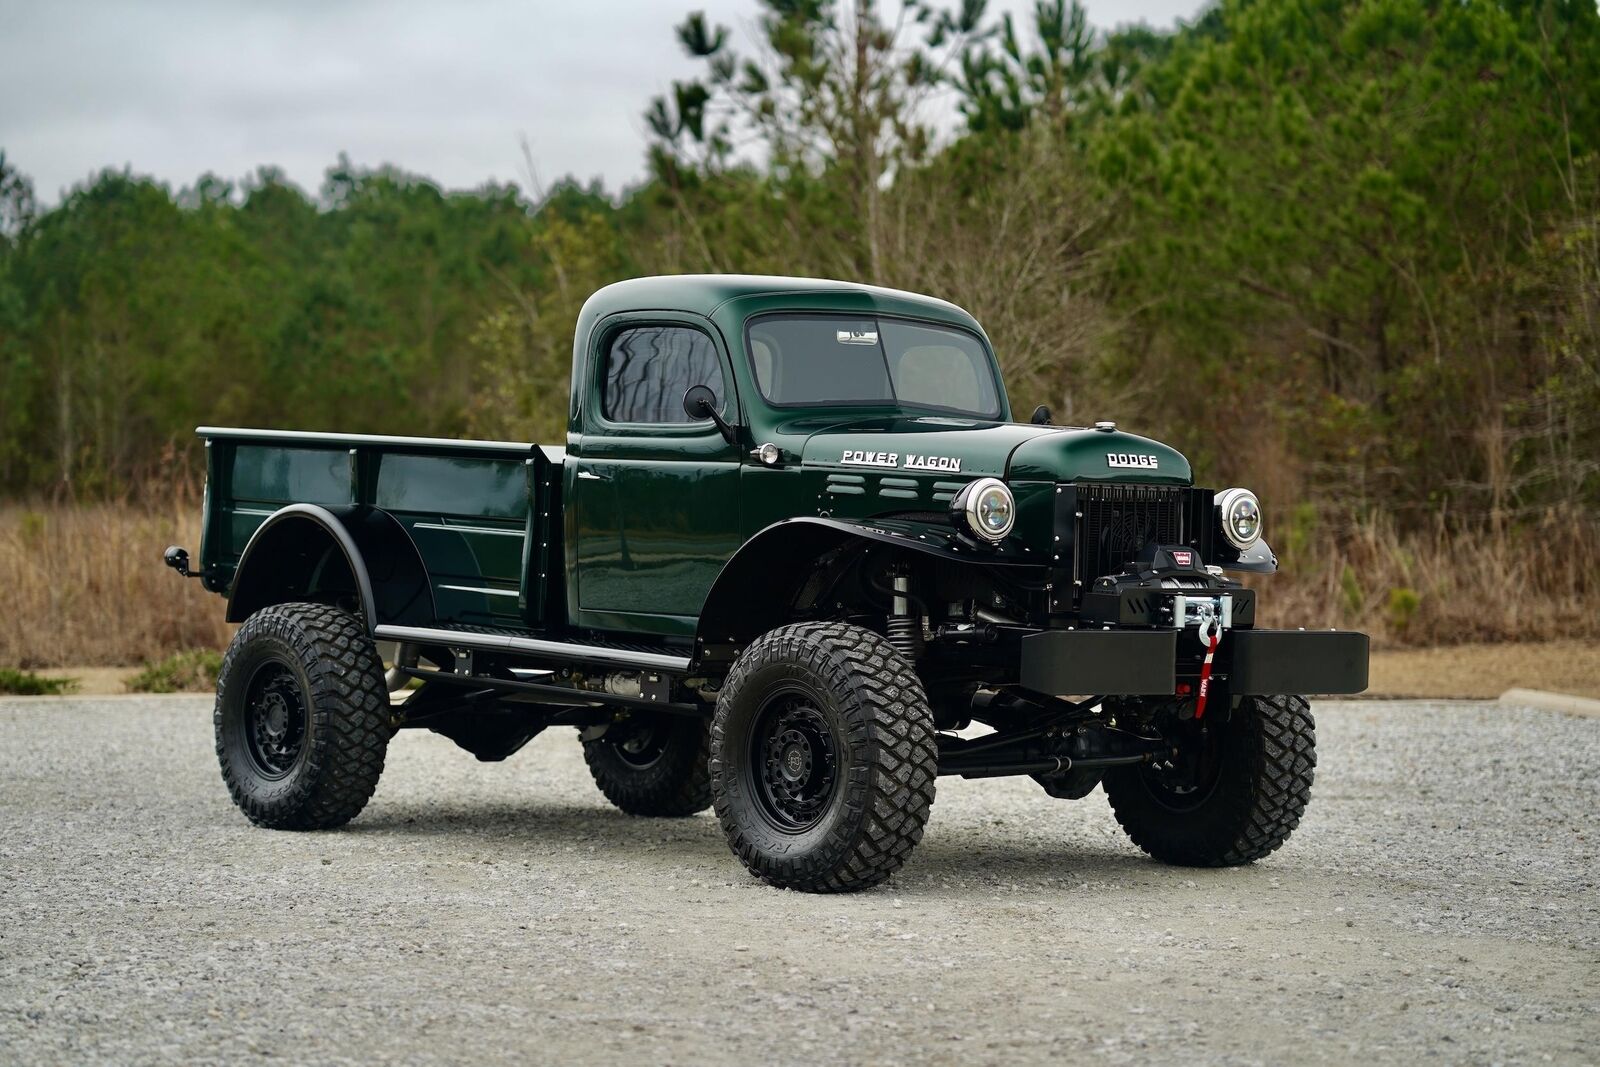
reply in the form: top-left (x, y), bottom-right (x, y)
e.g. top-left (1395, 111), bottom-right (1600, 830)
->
top-left (1077, 483), bottom-right (1187, 583)
top-left (1048, 482), bottom-right (1215, 612)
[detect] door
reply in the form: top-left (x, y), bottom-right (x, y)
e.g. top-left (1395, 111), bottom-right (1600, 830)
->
top-left (569, 316), bottom-right (744, 636)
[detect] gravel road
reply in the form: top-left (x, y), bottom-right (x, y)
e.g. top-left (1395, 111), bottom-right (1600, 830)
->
top-left (2, 697), bottom-right (1596, 1066)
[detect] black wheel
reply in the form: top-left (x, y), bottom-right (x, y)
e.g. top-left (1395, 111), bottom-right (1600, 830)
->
top-left (582, 713), bottom-right (712, 817)
top-left (710, 622), bottom-right (938, 893)
top-left (1103, 694), bottom-right (1315, 866)
top-left (215, 602), bottom-right (393, 830)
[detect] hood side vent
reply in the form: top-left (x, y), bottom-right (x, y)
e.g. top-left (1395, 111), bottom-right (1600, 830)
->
top-left (878, 476), bottom-right (919, 500)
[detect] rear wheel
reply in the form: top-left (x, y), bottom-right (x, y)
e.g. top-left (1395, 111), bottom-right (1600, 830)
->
top-left (1103, 694), bottom-right (1315, 866)
top-left (710, 622), bottom-right (938, 893)
top-left (215, 602), bottom-right (393, 830)
top-left (582, 714), bottom-right (712, 817)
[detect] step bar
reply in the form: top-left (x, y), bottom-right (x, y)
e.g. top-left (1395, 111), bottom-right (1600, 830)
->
top-left (372, 624), bottom-right (693, 674)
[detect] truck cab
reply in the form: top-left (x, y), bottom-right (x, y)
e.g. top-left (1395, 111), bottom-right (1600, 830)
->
top-left (169, 274), bottom-right (1367, 893)
top-left (566, 275), bottom-right (1029, 636)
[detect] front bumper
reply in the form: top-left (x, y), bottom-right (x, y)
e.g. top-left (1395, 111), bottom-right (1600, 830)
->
top-left (1019, 627), bottom-right (1369, 697)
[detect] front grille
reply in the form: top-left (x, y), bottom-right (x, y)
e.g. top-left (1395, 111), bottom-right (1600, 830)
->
top-left (1074, 483), bottom-right (1189, 592)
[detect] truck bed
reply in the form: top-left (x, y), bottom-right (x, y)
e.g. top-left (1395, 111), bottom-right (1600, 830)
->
top-left (196, 427), bottom-right (565, 630)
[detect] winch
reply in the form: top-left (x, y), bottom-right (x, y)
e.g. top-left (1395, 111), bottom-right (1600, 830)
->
top-left (1077, 545), bottom-right (1255, 630)
top-left (1167, 592), bottom-right (1234, 633)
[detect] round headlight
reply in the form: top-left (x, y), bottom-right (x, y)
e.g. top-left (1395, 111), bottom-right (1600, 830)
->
top-left (956, 478), bottom-right (1015, 542)
top-left (1216, 487), bottom-right (1263, 550)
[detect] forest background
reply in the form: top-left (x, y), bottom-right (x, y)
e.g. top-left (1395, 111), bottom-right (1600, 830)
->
top-left (1, 0), bottom-right (1597, 674)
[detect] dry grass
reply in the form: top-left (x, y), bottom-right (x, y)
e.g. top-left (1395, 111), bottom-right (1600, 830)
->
top-left (0, 498), bottom-right (232, 669)
top-left (2, 498), bottom-right (1596, 669)
top-left (1368, 640), bottom-right (1600, 700)
top-left (1256, 507), bottom-right (1600, 648)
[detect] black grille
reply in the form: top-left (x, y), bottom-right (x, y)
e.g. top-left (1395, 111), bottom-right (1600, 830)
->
top-left (1075, 483), bottom-right (1188, 589)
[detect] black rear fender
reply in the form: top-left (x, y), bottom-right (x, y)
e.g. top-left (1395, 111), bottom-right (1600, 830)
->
top-left (225, 504), bottom-right (434, 629)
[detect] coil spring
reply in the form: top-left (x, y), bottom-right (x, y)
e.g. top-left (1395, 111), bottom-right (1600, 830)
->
top-left (886, 614), bottom-right (923, 661)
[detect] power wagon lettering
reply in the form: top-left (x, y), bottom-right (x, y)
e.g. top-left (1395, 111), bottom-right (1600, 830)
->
top-left (905, 454), bottom-right (962, 473)
top-left (842, 450), bottom-right (963, 472)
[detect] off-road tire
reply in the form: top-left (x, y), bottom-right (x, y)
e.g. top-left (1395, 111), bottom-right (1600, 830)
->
top-left (215, 602), bottom-right (393, 830)
top-left (582, 714), bottom-right (712, 816)
top-left (1103, 694), bottom-right (1315, 866)
top-left (710, 622), bottom-right (938, 893)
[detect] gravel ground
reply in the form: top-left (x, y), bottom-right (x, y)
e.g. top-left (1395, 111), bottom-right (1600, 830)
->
top-left (1, 697), bottom-right (1596, 1066)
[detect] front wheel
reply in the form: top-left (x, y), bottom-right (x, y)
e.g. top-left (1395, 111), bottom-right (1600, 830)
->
top-left (214, 602), bottom-right (393, 830)
top-left (710, 622), bottom-right (938, 893)
top-left (1103, 694), bottom-right (1315, 866)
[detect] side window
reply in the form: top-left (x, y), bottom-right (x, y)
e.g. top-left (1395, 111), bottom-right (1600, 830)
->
top-left (602, 325), bottom-right (725, 425)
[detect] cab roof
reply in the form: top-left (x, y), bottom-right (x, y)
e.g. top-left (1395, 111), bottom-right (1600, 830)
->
top-left (577, 274), bottom-right (977, 330)
top-left (568, 274), bottom-right (1004, 429)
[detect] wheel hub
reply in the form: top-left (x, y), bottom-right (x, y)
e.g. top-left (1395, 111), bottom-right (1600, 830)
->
top-left (1141, 712), bottom-right (1226, 811)
top-left (776, 730), bottom-right (812, 783)
top-left (261, 692), bottom-right (289, 735)
top-left (244, 662), bottom-right (307, 778)
top-left (610, 721), bottom-right (668, 769)
top-left (753, 697), bottom-right (838, 831)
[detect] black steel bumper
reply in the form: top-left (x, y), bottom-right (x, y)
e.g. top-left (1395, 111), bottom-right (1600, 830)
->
top-left (1019, 628), bottom-right (1369, 697)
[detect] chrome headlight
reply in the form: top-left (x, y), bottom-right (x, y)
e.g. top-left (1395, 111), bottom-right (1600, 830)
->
top-left (953, 477), bottom-right (1015, 542)
top-left (1216, 487), bottom-right (1263, 550)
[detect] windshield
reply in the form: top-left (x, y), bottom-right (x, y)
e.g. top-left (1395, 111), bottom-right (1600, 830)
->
top-left (745, 314), bottom-right (1003, 419)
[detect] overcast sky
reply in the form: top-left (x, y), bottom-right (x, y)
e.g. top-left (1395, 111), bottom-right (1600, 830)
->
top-left (1, 0), bottom-right (1202, 205)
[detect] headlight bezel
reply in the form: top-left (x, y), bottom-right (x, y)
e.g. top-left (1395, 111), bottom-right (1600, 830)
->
top-left (954, 477), bottom-right (1016, 543)
top-left (1216, 486), bottom-right (1263, 551)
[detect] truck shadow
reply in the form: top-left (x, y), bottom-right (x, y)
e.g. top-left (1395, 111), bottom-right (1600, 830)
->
top-left (349, 799), bottom-right (1164, 887)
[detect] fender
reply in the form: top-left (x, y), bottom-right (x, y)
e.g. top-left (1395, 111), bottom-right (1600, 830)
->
top-left (226, 503), bottom-right (435, 629)
top-left (693, 516), bottom-right (1042, 661)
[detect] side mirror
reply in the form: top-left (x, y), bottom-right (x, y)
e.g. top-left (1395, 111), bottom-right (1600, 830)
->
top-left (682, 385), bottom-right (738, 445)
top-left (1030, 404), bottom-right (1052, 426)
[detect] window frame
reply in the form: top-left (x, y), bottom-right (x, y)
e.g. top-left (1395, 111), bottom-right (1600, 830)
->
top-left (589, 314), bottom-right (737, 435)
top-left (741, 310), bottom-right (1005, 421)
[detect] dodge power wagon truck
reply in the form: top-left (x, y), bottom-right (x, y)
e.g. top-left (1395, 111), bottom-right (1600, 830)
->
top-left (166, 274), bottom-right (1368, 893)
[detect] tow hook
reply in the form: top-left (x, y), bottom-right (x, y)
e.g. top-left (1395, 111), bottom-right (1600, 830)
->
top-left (1194, 614), bottom-right (1223, 720)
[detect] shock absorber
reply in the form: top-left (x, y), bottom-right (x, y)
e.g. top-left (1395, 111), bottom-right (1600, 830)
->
top-left (886, 571), bottom-right (924, 662)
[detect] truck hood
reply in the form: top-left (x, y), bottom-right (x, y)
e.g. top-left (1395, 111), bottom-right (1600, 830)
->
top-left (794, 416), bottom-right (1191, 483)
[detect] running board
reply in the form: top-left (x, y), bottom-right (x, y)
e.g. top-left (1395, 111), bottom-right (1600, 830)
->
top-left (372, 624), bottom-right (693, 674)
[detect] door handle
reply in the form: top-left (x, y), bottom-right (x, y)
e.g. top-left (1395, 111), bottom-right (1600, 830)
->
top-left (577, 469), bottom-right (606, 481)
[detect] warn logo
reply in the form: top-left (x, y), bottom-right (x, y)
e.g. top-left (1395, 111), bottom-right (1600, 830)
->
top-left (1106, 452), bottom-right (1159, 469)
top-left (1172, 550), bottom-right (1193, 567)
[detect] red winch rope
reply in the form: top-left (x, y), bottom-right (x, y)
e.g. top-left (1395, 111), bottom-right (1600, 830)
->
top-left (1193, 624), bottom-right (1222, 720)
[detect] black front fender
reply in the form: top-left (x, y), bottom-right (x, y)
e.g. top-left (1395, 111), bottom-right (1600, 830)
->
top-left (693, 516), bottom-right (1042, 663)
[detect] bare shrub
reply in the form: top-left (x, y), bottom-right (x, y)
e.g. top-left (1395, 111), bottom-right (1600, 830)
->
top-left (0, 496), bottom-right (232, 668)
top-left (1257, 506), bottom-right (1600, 648)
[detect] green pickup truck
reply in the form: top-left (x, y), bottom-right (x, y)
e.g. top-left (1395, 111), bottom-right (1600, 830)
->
top-left (166, 274), bottom-right (1367, 892)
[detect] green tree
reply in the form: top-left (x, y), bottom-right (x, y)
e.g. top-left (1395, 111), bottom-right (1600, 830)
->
top-left (647, 0), bottom-right (991, 279)
top-left (1090, 0), bottom-right (1600, 514)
